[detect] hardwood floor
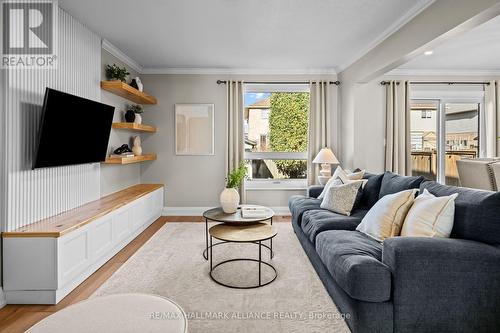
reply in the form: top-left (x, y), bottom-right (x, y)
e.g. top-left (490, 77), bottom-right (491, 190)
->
top-left (0, 215), bottom-right (291, 332)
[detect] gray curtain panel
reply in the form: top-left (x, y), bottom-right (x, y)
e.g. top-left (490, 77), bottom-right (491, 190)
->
top-left (225, 81), bottom-right (246, 202)
top-left (485, 80), bottom-right (499, 157)
top-left (308, 81), bottom-right (333, 186)
top-left (384, 81), bottom-right (411, 175)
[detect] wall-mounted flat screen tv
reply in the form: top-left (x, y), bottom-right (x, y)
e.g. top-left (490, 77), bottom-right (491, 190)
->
top-left (33, 88), bottom-right (115, 169)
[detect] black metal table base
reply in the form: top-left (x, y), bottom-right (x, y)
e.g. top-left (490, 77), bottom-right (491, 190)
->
top-left (203, 240), bottom-right (274, 260)
top-left (209, 239), bottom-right (277, 289)
top-left (204, 217), bottom-right (273, 260)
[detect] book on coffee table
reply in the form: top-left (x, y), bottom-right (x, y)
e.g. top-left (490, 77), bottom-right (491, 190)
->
top-left (241, 207), bottom-right (268, 218)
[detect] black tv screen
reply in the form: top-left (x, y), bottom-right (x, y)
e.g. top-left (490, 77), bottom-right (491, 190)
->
top-left (33, 88), bottom-right (115, 169)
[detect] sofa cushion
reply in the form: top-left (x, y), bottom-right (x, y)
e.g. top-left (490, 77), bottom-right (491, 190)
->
top-left (307, 185), bottom-right (324, 199)
top-left (301, 209), bottom-right (368, 243)
top-left (401, 188), bottom-right (458, 238)
top-left (320, 181), bottom-right (363, 216)
top-left (379, 171), bottom-right (425, 199)
top-left (357, 189), bottom-right (418, 242)
top-left (420, 180), bottom-right (500, 245)
top-left (356, 173), bottom-right (384, 209)
top-left (288, 195), bottom-right (322, 227)
top-left (315, 230), bottom-right (391, 302)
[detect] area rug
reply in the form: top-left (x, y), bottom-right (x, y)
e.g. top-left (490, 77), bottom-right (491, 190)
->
top-left (92, 222), bottom-right (350, 333)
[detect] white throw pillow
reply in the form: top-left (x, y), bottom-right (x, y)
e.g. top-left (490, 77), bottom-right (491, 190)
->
top-left (318, 166), bottom-right (366, 199)
top-left (400, 189), bottom-right (458, 238)
top-left (356, 189), bottom-right (418, 242)
top-left (320, 181), bottom-right (363, 216)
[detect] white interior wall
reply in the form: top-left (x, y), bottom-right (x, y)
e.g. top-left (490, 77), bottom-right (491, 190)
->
top-left (338, 0), bottom-right (500, 168)
top-left (0, 6), bottom-right (106, 308)
top-left (351, 75), bottom-right (499, 173)
top-left (3, 9), bottom-right (102, 232)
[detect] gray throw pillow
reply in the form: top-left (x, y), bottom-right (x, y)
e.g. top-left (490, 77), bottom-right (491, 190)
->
top-left (320, 181), bottom-right (363, 216)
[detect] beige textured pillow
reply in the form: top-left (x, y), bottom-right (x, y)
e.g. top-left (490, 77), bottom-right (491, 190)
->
top-left (318, 167), bottom-right (365, 199)
top-left (356, 189), bottom-right (418, 242)
top-left (401, 189), bottom-right (458, 238)
top-left (320, 181), bottom-right (363, 216)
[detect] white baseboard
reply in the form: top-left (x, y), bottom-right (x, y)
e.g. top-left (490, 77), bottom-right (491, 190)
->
top-left (162, 206), bottom-right (291, 216)
top-left (0, 287), bottom-right (6, 309)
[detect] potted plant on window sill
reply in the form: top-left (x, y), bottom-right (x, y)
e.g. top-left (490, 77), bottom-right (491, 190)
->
top-left (220, 163), bottom-right (247, 214)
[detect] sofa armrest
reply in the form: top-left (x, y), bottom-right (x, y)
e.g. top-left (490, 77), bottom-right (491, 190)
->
top-left (382, 237), bottom-right (500, 332)
top-left (307, 185), bottom-right (324, 198)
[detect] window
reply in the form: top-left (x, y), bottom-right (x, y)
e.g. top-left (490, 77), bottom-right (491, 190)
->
top-left (410, 99), bottom-right (482, 186)
top-left (261, 109), bottom-right (269, 119)
top-left (243, 84), bottom-right (310, 189)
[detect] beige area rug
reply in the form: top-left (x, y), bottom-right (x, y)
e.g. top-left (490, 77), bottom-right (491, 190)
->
top-left (92, 222), bottom-right (350, 333)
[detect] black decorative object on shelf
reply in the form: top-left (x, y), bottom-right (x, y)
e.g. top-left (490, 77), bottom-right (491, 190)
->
top-left (113, 144), bottom-right (133, 155)
top-left (125, 110), bottom-right (136, 123)
top-left (129, 79), bottom-right (139, 90)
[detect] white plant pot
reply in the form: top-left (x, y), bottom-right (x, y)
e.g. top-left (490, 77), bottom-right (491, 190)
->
top-left (134, 114), bottom-right (142, 124)
top-left (220, 188), bottom-right (240, 214)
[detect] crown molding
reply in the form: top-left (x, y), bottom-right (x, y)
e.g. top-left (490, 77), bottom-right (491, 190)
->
top-left (386, 68), bottom-right (500, 77)
top-left (141, 67), bottom-right (337, 75)
top-left (336, 0), bottom-right (436, 73)
top-left (101, 39), bottom-right (143, 73)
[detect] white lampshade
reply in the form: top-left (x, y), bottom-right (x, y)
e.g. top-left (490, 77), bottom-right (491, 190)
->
top-left (312, 148), bottom-right (339, 164)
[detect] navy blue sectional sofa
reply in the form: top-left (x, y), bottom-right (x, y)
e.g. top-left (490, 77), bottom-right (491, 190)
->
top-left (289, 171), bottom-right (500, 333)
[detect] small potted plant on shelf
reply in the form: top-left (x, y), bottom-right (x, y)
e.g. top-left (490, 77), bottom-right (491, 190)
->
top-left (220, 163), bottom-right (247, 213)
top-left (105, 63), bottom-right (130, 82)
top-left (125, 104), bottom-right (143, 124)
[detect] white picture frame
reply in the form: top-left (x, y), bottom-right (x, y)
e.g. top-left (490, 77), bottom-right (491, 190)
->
top-left (175, 103), bottom-right (215, 155)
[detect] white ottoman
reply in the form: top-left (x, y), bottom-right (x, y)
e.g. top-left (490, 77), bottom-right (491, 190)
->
top-left (27, 293), bottom-right (188, 333)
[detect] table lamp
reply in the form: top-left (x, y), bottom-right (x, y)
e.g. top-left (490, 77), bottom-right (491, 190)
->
top-left (313, 148), bottom-right (339, 185)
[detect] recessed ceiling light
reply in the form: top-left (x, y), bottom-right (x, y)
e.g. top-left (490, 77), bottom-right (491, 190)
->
top-left (424, 50), bottom-right (434, 56)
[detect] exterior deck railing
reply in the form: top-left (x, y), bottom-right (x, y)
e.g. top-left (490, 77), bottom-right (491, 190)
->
top-left (411, 150), bottom-right (477, 186)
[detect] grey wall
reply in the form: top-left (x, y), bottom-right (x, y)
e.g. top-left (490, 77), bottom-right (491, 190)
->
top-left (139, 75), bottom-right (226, 207)
top-left (140, 74), bottom-right (337, 208)
top-left (100, 50), bottom-right (142, 196)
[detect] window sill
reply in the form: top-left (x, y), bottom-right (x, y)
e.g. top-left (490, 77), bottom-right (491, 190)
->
top-left (245, 179), bottom-right (307, 191)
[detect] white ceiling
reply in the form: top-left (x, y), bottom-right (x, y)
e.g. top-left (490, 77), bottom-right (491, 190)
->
top-left (59, 0), bottom-right (433, 72)
top-left (395, 14), bottom-right (500, 73)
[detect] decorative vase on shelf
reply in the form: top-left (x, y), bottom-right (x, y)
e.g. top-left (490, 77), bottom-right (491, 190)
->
top-left (220, 188), bottom-right (240, 214)
top-left (132, 136), bottom-right (142, 156)
top-left (134, 113), bottom-right (142, 124)
top-left (125, 110), bottom-right (135, 123)
top-left (136, 77), bottom-right (144, 92)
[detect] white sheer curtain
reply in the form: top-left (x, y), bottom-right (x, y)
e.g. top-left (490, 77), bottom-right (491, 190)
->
top-left (385, 81), bottom-right (411, 175)
top-left (225, 81), bottom-right (246, 202)
top-left (485, 80), bottom-right (499, 157)
top-left (308, 81), bottom-right (332, 186)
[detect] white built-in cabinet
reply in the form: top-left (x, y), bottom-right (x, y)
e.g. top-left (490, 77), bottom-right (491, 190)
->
top-left (3, 186), bottom-right (163, 304)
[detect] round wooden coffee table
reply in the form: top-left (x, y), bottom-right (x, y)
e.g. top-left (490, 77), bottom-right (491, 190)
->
top-left (202, 205), bottom-right (274, 260)
top-left (208, 223), bottom-right (277, 289)
top-left (26, 293), bottom-right (187, 333)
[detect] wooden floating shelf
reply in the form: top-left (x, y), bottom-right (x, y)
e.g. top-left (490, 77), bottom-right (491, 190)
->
top-left (112, 122), bottom-right (157, 133)
top-left (101, 80), bottom-right (157, 105)
top-left (102, 154), bottom-right (156, 165)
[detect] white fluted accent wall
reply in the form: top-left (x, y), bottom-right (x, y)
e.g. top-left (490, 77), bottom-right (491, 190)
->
top-left (3, 8), bottom-right (101, 231)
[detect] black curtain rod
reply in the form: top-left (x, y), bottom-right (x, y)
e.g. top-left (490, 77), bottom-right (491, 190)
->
top-left (217, 80), bottom-right (340, 85)
top-left (380, 80), bottom-right (490, 86)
